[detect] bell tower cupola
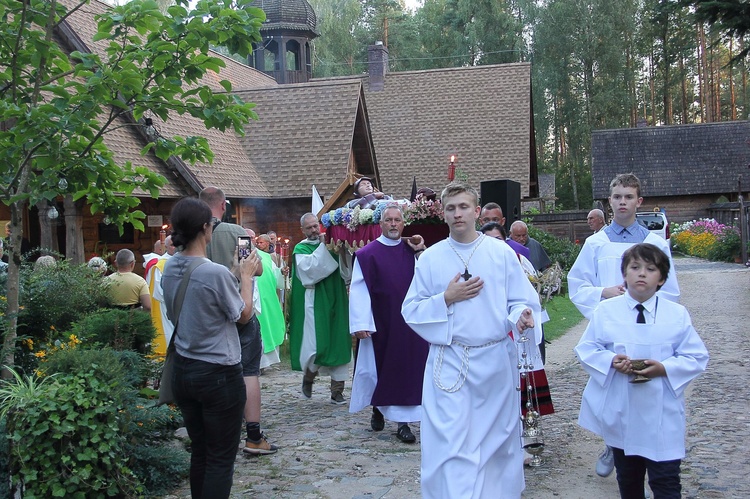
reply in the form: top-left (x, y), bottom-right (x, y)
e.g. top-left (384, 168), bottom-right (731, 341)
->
top-left (249, 0), bottom-right (319, 84)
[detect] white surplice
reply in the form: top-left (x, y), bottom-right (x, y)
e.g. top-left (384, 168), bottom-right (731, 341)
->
top-left (295, 240), bottom-right (351, 380)
top-left (401, 235), bottom-right (541, 499)
top-left (349, 235), bottom-right (421, 423)
top-left (575, 294), bottom-right (708, 461)
top-left (568, 230), bottom-right (680, 319)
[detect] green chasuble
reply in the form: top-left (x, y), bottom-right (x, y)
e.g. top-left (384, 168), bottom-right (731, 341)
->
top-left (256, 250), bottom-right (285, 353)
top-left (289, 241), bottom-right (351, 371)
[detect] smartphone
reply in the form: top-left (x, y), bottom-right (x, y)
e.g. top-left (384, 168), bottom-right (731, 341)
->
top-left (238, 236), bottom-right (252, 262)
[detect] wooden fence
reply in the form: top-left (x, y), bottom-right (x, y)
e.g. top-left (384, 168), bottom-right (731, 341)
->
top-left (523, 210), bottom-right (592, 243)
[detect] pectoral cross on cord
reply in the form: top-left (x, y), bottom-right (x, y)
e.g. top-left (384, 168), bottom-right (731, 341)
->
top-left (447, 235), bottom-right (485, 282)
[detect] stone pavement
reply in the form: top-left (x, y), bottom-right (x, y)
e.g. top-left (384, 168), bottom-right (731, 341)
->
top-left (164, 256), bottom-right (749, 498)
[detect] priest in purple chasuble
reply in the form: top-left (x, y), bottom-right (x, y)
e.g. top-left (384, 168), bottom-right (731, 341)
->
top-left (289, 213), bottom-right (352, 404)
top-left (349, 205), bottom-right (429, 443)
top-left (401, 183), bottom-right (541, 499)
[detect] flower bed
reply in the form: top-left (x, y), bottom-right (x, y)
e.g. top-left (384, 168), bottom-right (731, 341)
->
top-left (671, 219), bottom-right (742, 262)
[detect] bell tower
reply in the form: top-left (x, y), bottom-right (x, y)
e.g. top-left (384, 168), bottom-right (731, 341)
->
top-left (249, 0), bottom-right (319, 84)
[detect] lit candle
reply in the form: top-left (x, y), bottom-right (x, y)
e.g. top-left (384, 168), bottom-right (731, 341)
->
top-left (281, 239), bottom-right (290, 259)
top-left (160, 224), bottom-right (167, 245)
top-left (448, 155), bottom-right (456, 182)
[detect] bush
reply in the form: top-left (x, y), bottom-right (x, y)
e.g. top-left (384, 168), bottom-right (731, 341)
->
top-left (41, 346), bottom-right (148, 393)
top-left (16, 261), bottom-right (110, 342)
top-left (70, 308), bottom-right (156, 354)
top-left (527, 225), bottom-right (582, 271)
top-left (0, 418), bottom-right (10, 499)
top-left (2, 371), bottom-right (141, 498)
top-left (128, 444), bottom-right (189, 496)
top-left (3, 346), bottom-right (188, 498)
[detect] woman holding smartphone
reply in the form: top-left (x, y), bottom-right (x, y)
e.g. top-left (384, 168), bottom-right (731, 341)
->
top-left (162, 197), bottom-right (260, 499)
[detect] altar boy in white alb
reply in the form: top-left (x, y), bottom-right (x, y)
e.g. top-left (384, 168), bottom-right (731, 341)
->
top-left (575, 243), bottom-right (707, 499)
top-left (401, 183), bottom-right (541, 499)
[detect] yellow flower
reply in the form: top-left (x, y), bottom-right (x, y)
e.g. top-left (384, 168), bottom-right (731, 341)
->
top-left (50, 325), bottom-right (56, 331)
top-left (34, 351), bottom-right (46, 358)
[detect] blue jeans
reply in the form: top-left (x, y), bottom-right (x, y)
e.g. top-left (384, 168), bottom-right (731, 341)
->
top-left (612, 447), bottom-right (681, 499)
top-left (173, 354), bottom-right (246, 499)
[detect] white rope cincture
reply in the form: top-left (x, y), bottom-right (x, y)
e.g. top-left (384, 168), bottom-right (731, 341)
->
top-left (433, 339), bottom-right (502, 393)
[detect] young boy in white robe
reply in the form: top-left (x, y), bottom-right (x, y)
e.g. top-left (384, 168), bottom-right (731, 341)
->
top-left (402, 183), bottom-right (540, 499)
top-left (575, 243), bottom-right (708, 499)
top-left (568, 172), bottom-right (680, 479)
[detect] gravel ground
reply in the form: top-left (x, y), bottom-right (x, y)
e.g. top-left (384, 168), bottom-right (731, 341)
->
top-left (164, 256), bottom-right (750, 498)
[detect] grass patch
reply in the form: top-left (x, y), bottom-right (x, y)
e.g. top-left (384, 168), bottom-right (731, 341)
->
top-left (543, 294), bottom-right (584, 343)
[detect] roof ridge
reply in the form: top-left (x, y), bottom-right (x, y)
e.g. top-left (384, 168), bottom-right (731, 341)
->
top-left (594, 120), bottom-right (750, 134)
top-left (233, 79), bottom-right (362, 93)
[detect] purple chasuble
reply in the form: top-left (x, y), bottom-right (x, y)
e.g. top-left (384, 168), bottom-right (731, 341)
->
top-left (506, 239), bottom-right (530, 259)
top-left (355, 240), bottom-right (429, 407)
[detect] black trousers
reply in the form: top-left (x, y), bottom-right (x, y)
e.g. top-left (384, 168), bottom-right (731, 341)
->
top-left (612, 447), bottom-right (681, 499)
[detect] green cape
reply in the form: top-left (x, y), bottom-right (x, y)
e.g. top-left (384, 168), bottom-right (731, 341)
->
top-left (256, 250), bottom-right (285, 353)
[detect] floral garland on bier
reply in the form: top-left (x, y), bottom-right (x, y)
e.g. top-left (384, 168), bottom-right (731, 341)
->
top-left (321, 198), bottom-right (445, 251)
top-left (321, 198), bottom-right (444, 230)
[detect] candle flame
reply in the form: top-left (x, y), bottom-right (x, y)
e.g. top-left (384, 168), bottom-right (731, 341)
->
top-left (450, 155), bottom-right (455, 163)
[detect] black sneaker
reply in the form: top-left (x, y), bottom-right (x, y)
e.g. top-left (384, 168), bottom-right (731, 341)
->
top-left (396, 424), bottom-right (416, 443)
top-left (371, 408), bottom-right (385, 431)
top-left (330, 392), bottom-right (346, 405)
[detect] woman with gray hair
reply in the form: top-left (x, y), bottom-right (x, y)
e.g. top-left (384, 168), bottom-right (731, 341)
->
top-left (87, 256), bottom-right (108, 275)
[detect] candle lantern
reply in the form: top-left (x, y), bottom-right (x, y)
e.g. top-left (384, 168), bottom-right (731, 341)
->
top-left (448, 155), bottom-right (456, 182)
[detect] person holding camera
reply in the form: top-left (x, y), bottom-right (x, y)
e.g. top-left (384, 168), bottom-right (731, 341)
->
top-left (162, 197), bottom-right (260, 497)
top-left (199, 187), bottom-right (277, 455)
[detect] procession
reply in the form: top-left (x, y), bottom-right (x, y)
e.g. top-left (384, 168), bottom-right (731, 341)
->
top-left (3, 0), bottom-right (750, 497)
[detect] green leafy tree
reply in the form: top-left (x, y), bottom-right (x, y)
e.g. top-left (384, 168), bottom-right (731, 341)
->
top-left (309, 0), bottom-right (367, 77)
top-left (0, 0), bottom-right (265, 373)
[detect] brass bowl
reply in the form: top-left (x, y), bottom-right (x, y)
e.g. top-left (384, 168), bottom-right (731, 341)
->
top-left (629, 359), bottom-right (650, 383)
top-left (630, 359), bottom-right (648, 371)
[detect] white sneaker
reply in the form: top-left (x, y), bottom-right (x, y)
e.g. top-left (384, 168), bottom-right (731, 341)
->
top-left (596, 445), bottom-right (614, 477)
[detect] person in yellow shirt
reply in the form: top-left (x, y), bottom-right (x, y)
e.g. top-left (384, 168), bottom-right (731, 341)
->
top-left (105, 249), bottom-right (151, 311)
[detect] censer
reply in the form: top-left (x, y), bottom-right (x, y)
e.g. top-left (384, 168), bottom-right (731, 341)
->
top-left (518, 330), bottom-right (545, 467)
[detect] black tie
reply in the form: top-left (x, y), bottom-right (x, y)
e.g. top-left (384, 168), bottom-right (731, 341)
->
top-left (635, 304), bottom-right (646, 324)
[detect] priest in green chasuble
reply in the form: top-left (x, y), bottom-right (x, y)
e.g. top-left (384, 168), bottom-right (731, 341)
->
top-left (289, 212), bottom-right (352, 405)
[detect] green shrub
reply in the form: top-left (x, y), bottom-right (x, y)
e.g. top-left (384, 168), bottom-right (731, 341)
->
top-left (3, 371), bottom-right (141, 498)
top-left (527, 225), bottom-right (582, 271)
top-left (70, 308), bottom-right (156, 354)
top-left (127, 444), bottom-right (189, 496)
top-left (0, 418), bottom-right (10, 499)
top-left (707, 226), bottom-right (742, 262)
top-left (17, 261), bottom-right (110, 342)
top-left (41, 346), bottom-right (148, 392)
top-left (40, 348), bottom-right (186, 494)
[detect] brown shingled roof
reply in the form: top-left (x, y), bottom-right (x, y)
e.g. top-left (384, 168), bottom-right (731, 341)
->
top-left (357, 63), bottom-right (535, 199)
top-left (234, 80), bottom-right (376, 199)
top-left (58, 0), bottom-right (275, 198)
